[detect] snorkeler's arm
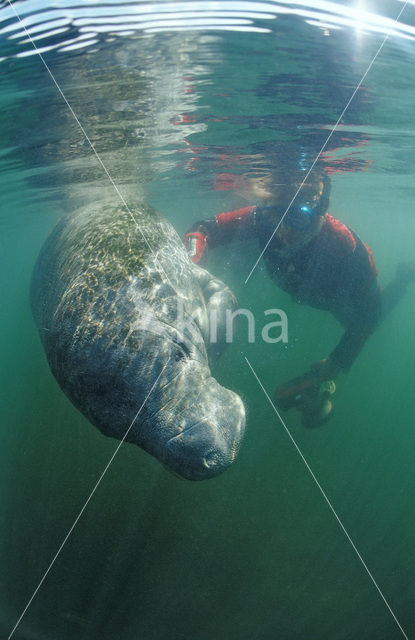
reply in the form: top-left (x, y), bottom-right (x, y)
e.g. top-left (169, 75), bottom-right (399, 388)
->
top-left (329, 239), bottom-right (381, 373)
top-left (183, 205), bottom-right (256, 263)
top-left (328, 296), bottom-right (380, 372)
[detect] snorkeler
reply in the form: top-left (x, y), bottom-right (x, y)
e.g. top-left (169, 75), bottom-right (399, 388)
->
top-left (183, 166), bottom-right (413, 427)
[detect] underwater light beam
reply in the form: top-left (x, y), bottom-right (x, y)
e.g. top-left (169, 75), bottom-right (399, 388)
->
top-left (7, 359), bottom-right (171, 640)
top-left (245, 0), bottom-right (411, 284)
top-left (4, 0), bottom-right (175, 292)
top-left (244, 356), bottom-right (410, 640)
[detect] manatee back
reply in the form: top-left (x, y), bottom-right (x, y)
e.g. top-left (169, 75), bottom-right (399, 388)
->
top-left (31, 201), bottom-right (192, 336)
top-left (30, 202), bottom-right (200, 438)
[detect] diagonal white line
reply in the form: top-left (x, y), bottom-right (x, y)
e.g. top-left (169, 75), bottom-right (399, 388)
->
top-left (244, 356), bottom-right (409, 640)
top-left (245, 1), bottom-right (410, 284)
top-left (7, 357), bottom-right (171, 640)
top-left (6, 0), bottom-right (174, 289)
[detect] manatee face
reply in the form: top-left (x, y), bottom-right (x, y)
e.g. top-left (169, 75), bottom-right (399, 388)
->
top-left (161, 376), bottom-right (246, 480)
top-left (126, 318), bottom-right (246, 481)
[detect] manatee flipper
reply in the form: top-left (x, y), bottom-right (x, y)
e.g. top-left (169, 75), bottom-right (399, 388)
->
top-left (190, 264), bottom-right (238, 365)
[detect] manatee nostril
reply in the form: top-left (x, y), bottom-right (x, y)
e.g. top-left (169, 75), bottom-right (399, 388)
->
top-left (202, 451), bottom-right (218, 469)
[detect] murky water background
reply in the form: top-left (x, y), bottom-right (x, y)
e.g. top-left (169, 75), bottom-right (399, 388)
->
top-left (1, 1), bottom-right (415, 638)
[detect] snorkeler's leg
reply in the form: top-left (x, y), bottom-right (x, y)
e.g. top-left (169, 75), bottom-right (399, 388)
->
top-left (381, 261), bottom-right (415, 320)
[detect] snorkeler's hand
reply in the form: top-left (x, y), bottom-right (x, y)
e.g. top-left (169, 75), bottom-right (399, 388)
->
top-left (183, 231), bottom-right (207, 263)
top-left (310, 358), bottom-right (341, 383)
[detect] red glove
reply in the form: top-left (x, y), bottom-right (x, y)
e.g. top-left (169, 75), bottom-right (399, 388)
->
top-left (183, 231), bottom-right (207, 263)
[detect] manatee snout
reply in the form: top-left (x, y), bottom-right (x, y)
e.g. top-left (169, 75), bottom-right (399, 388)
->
top-left (161, 381), bottom-right (246, 481)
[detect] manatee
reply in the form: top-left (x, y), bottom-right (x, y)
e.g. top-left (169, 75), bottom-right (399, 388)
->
top-left (30, 201), bottom-right (246, 480)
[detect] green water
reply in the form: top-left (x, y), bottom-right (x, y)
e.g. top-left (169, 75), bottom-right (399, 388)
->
top-left (1, 5), bottom-right (415, 639)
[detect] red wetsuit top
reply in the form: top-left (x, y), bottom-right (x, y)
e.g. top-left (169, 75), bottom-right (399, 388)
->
top-left (184, 205), bottom-right (380, 371)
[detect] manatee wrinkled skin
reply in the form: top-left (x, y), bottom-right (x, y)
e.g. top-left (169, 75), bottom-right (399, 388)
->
top-left (31, 202), bottom-right (245, 480)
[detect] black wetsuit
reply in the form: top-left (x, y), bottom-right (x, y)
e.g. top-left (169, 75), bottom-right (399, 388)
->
top-left (187, 205), bottom-right (381, 371)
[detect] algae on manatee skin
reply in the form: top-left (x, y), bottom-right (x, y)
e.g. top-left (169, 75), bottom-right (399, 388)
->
top-left (32, 201), bottom-right (176, 352)
top-left (57, 203), bottom-right (165, 286)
